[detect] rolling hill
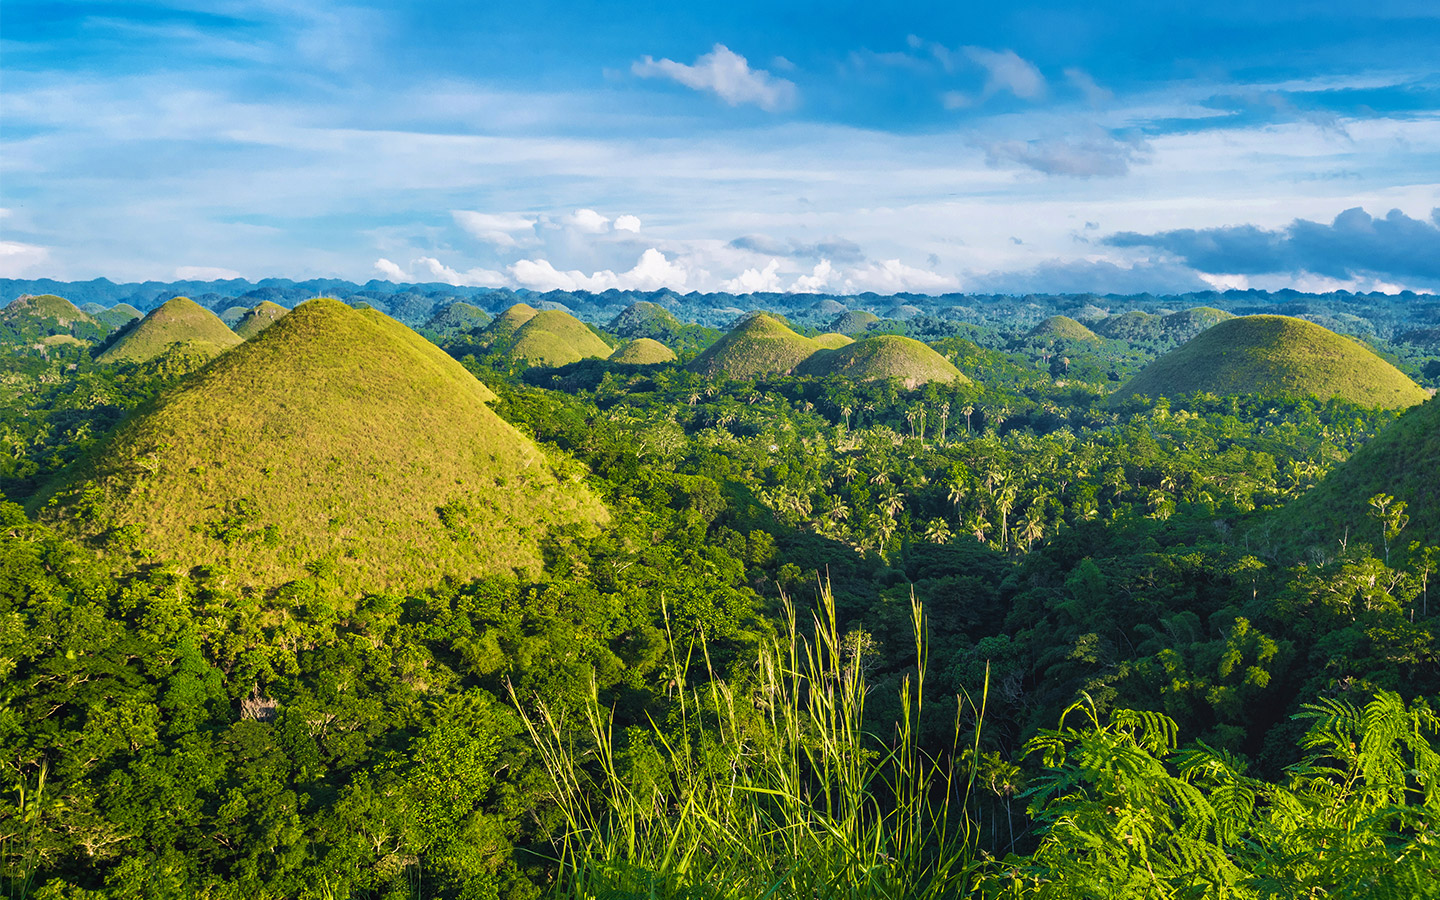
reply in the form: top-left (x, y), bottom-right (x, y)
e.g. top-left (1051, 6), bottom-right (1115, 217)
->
top-left (38, 298), bottom-right (607, 594)
top-left (1111, 315), bottom-right (1428, 409)
top-left (609, 300), bottom-right (682, 337)
top-left (794, 335), bottom-right (968, 388)
top-left (94, 303), bottom-right (143, 330)
top-left (812, 333), bottom-right (855, 350)
top-left (610, 337), bottom-right (677, 365)
top-left (424, 301), bottom-right (492, 335)
top-left (832, 310), bottom-right (880, 335)
top-left (95, 297), bottom-right (242, 363)
top-left (233, 301), bottom-right (289, 340)
top-left (687, 312), bottom-right (821, 378)
top-left (509, 309), bottom-right (613, 366)
top-left (1, 294), bottom-right (106, 344)
top-left (480, 303), bottom-right (540, 348)
top-left (1026, 315), bottom-right (1101, 343)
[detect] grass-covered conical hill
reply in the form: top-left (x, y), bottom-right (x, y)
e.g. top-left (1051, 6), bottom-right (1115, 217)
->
top-left (812, 333), bottom-right (855, 350)
top-left (96, 297), bottom-right (242, 364)
top-left (795, 335), bottom-right (968, 389)
top-left (610, 337), bottom-right (677, 365)
top-left (1027, 315), bottom-right (1101, 343)
top-left (1093, 310), bottom-right (1161, 341)
top-left (94, 303), bottom-right (142, 330)
top-left (608, 301), bottom-right (682, 337)
top-left (1271, 394), bottom-right (1440, 550)
top-left (478, 303), bottom-right (539, 348)
top-left (1111, 315), bottom-right (1428, 409)
top-left (832, 310), bottom-right (880, 335)
top-left (2, 294), bottom-right (98, 329)
top-left (233, 301), bottom-right (288, 340)
top-left (1162, 307), bottom-right (1234, 341)
top-left (425, 301), bottom-right (492, 335)
top-left (509, 309), bottom-right (613, 366)
top-left (687, 312), bottom-right (821, 378)
top-left (37, 299), bottom-right (607, 594)
top-left (1, 294), bottom-right (105, 343)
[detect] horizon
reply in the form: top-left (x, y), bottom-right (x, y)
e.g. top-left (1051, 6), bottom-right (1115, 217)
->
top-left (3, 1), bottom-right (1439, 295)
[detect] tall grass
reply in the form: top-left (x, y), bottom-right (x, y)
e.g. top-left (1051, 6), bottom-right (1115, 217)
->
top-left (515, 582), bottom-right (987, 899)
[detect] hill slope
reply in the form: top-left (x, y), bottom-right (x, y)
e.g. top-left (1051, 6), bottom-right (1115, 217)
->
top-left (509, 310), bottom-right (613, 366)
top-left (687, 312), bottom-right (821, 378)
top-left (94, 303), bottom-right (143, 330)
top-left (795, 335), bottom-right (968, 388)
top-left (39, 299), bottom-right (607, 593)
top-left (609, 301), bottom-right (682, 337)
top-left (610, 337), bottom-right (677, 365)
top-left (233, 301), bottom-right (289, 339)
top-left (96, 297), bottom-right (242, 363)
top-left (425, 301), bottom-right (492, 335)
top-left (1026, 315), bottom-right (1101, 343)
top-left (812, 333), bottom-right (855, 350)
top-left (1111, 315), bottom-right (1428, 409)
top-left (480, 303), bottom-right (539, 348)
top-left (1, 294), bottom-right (105, 343)
top-left (832, 310), bottom-right (880, 335)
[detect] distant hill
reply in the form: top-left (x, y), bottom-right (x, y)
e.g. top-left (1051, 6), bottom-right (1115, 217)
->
top-left (0, 294), bottom-right (106, 344)
top-left (233, 301), bottom-right (289, 340)
top-left (38, 298), bottom-right (607, 594)
top-left (1093, 307), bottom-right (1234, 344)
top-left (1163, 307), bottom-right (1234, 340)
top-left (1271, 395), bottom-right (1440, 552)
top-left (93, 303), bottom-right (143, 330)
top-left (480, 303), bottom-right (540, 348)
top-left (609, 301), bottom-right (682, 336)
top-left (96, 297), bottom-right (242, 364)
top-left (424, 301), bottom-right (492, 336)
top-left (219, 306), bottom-right (249, 327)
top-left (832, 310), bottom-right (880, 335)
top-left (795, 335), bottom-right (968, 388)
top-left (509, 309), bottom-right (613, 366)
top-left (1112, 315), bottom-right (1429, 409)
top-left (610, 337), bottom-right (677, 365)
top-left (813, 333), bottom-right (855, 350)
top-left (1026, 315), bottom-right (1101, 343)
top-left (687, 312), bottom-right (821, 378)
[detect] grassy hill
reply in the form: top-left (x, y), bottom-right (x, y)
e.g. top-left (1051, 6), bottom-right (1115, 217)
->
top-left (610, 337), bottom-right (677, 365)
top-left (795, 335), bottom-right (968, 388)
top-left (219, 306), bottom-right (249, 327)
top-left (96, 297), bottom-right (242, 364)
top-left (509, 309), bottom-right (613, 366)
top-left (38, 298), bottom-right (607, 594)
top-left (480, 303), bottom-right (540, 348)
top-left (1, 294), bottom-right (106, 344)
top-left (1027, 315), bottom-right (1101, 343)
top-left (1093, 310), bottom-right (1161, 341)
top-left (1111, 315), bottom-right (1429, 409)
top-left (1163, 306), bottom-right (1234, 340)
top-left (95, 303), bottom-right (143, 330)
top-left (1270, 394), bottom-right (1440, 552)
top-left (425, 301), bottom-right (492, 335)
top-left (687, 312), bottom-right (821, 378)
top-left (609, 301), bottom-right (682, 336)
top-left (832, 310), bottom-right (880, 335)
top-left (233, 301), bottom-right (289, 340)
top-left (812, 333), bottom-right (855, 350)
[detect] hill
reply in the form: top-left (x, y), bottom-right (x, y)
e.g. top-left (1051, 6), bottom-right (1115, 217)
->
top-left (219, 306), bottom-right (249, 327)
top-left (794, 335), bottom-right (968, 388)
top-left (95, 297), bottom-right (242, 364)
top-left (610, 337), bottom-right (678, 365)
top-left (0, 294), bottom-right (106, 344)
top-left (812, 333), bottom-right (855, 350)
top-left (480, 303), bottom-right (540, 348)
top-left (832, 310), bottom-right (880, 335)
top-left (95, 304), bottom-right (143, 329)
top-left (233, 301), bottom-right (289, 340)
top-left (687, 312), bottom-right (821, 378)
top-left (1026, 315), bottom-right (1101, 343)
top-left (1163, 307), bottom-right (1234, 341)
top-left (1093, 310), bottom-right (1161, 341)
top-left (608, 301), bottom-right (682, 337)
top-left (38, 299), bottom-right (607, 594)
top-left (509, 309), bottom-right (613, 366)
top-left (1111, 315), bottom-right (1428, 409)
top-left (424, 301), bottom-right (492, 335)
top-left (1271, 395), bottom-right (1440, 551)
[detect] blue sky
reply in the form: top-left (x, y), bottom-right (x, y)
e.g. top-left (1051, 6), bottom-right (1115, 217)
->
top-left (3, 0), bottom-right (1439, 294)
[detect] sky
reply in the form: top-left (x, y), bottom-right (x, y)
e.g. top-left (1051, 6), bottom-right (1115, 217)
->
top-left (2, 0), bottom-right (1440, 295)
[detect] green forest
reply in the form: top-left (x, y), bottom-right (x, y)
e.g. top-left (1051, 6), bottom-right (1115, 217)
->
top-left (2, 287), bottom-right (1439, 899)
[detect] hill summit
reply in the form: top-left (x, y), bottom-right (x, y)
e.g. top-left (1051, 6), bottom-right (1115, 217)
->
top-left (233, 301), bottom-right (289, 339)
top-left (40, 299), bottom-right (607, 593)
top-left (1112, 315), bottom-right (1428, 409)
top-left (96, 297), bottom-right (242, 363)
top-left (687, 312), bottom-right (820, 378)
top-left (610, 337), bottom-right (677, 365)
top-left (509, 309), bottom-right (613, 366)
top-left (795, 335), bottom-right (968, 388)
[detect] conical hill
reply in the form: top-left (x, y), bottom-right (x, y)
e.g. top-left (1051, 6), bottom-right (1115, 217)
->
top-left (608, 301), bottom-right (681, 337)
top-left (610, 338), bottom-right (677, 365)
top-left (425, 301), bottom-right (492, 335)
top-left (38, 299), bottom-right (607, 594)
top-left (96, 297), bottom-right (242, 363)
top-left (2, 294), bottom-right (98, 329)
top-left (95, 303), bottom-right (143, 330)
top-left (795, 335), bottom-right (968, 388)
top-left (1027, 315), bottom-right (1100, 343)
top-left (509, 310), bottom-right (613, 366)
top-left (233, 301), bottom-right (289, 339)
top-left (1, 294), bottom-right (104, 343)
top-left (1271, 394), bottom-right (1440, 550)
top-left (687, 312), bottom-right (820, 378)
top-left (832, 310), bottom-right (880, 335)
top-left (1111, 315), bottom-right (1428, 409)
top-left (479, 303), bottom-right (539, 348)
top-left (812, 333), bottom-right (855, 350)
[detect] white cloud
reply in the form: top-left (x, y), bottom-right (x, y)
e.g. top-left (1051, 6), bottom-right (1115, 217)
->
top-left (722, 258), bottom-right (783, 292)
top-left (373, 257), bottom-right (406, 281)
top-left (565, 208), bottom-right (611, 233)
top-left (633, 44), bottom-right (797, 111)
top-left (509, 247), bottom-right (688, 292)
top-left (0, 241), bottom-right (50, 277)
top-left (416, 256), bottom-right (507, 287)
top-left (1064, 67), bottom-right (1113, 106)
top-left (614, 214), bottom-right (642, 233)
top-left (452, 210), bottom-right (537, 247)
top-left (174, 265), bottom-right (242, 280)
top-left (964, 47), bottom-right (1046, 101)
top-left (842, 259), bottom-right (956, 294)
top-left (791, 259), bottom-right (834, 293)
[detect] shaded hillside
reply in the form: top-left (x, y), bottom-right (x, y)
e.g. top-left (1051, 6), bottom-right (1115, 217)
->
top-left (1, 294), bottom-right (106, 344)
top-left (1026, 315), bottom-right (1101, 343)
top-left (610, 337), bottom-right (677, 365)
top-left (479, 303), bottom-right (540, 348)
top-left (609, 300), bottom-right (681, 336)
top-left (1112, 315), bottom-right (1428, 409)
top-left (424, 301), bottom-right (492, 336)
top-left (38, 299), bottom-right (607, 593)
top-left (832, 310), bottom-right (880, 335)
top-left (509, 310), bottom-right (613, 366)
top-left (813, 332), bottom-right (855, 349)
top-left (795, 335), bottom-right (968, 388)
top-left (219, 306), bottom-right (249, 327)
top-left (233, 301), bottom-right (288, 340)
top-left (687, 312), bottom-right (821, 378)
top-left (96, 297), bottom-right (242, 363)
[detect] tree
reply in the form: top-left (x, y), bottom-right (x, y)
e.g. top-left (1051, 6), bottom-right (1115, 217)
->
top-left (1368, 493), bottom-right (1409, 564)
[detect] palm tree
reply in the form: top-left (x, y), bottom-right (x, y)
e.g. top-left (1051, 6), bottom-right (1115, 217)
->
top-left (1020, 505), bottom-right (1045, 552)
top-left (963, 404), bottom-right (974, 435)
top-left (937, 401), bottom-right (951, 445)
top-left (840, 404), bottom-right (853, 430)
top-left (837, 457), bottom-right (859, 484)
top-left (923, 518), bottom-right (952, 544)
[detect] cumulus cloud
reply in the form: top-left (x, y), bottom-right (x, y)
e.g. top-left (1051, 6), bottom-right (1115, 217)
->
top-left (373, 258), bottom-right (407, 281)
top-left (0, 240), bottom-right (50, 277)
top-left (452, 210), bottom-right (537, 247)
top-left (174, 265), bottom-right (243, 280)
top-left (728, 234), bottom-right (864, 262)
top-left (614, 214), bottom-right (642, 233)
top-left (415, 256), bottom-right (507, 287)
top-left (964, 47), bottom-right (1046, 101)
top-left (509, 248), bottom-right (688, 292)
top-left (842, 259), bottom-right (956, 294)
top-left (565, 208), bottom-right (610, 233)
top-left (1105, 207), bottom-right (1440, 286)
top-left (633, 44), bottom-right (797, 111)
top-left (982, 132), bottom-right (1151, 177)
top-left (722, 258), bottom-right (784, 293)
top-left (791, 259), bottom-right (834, 293)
